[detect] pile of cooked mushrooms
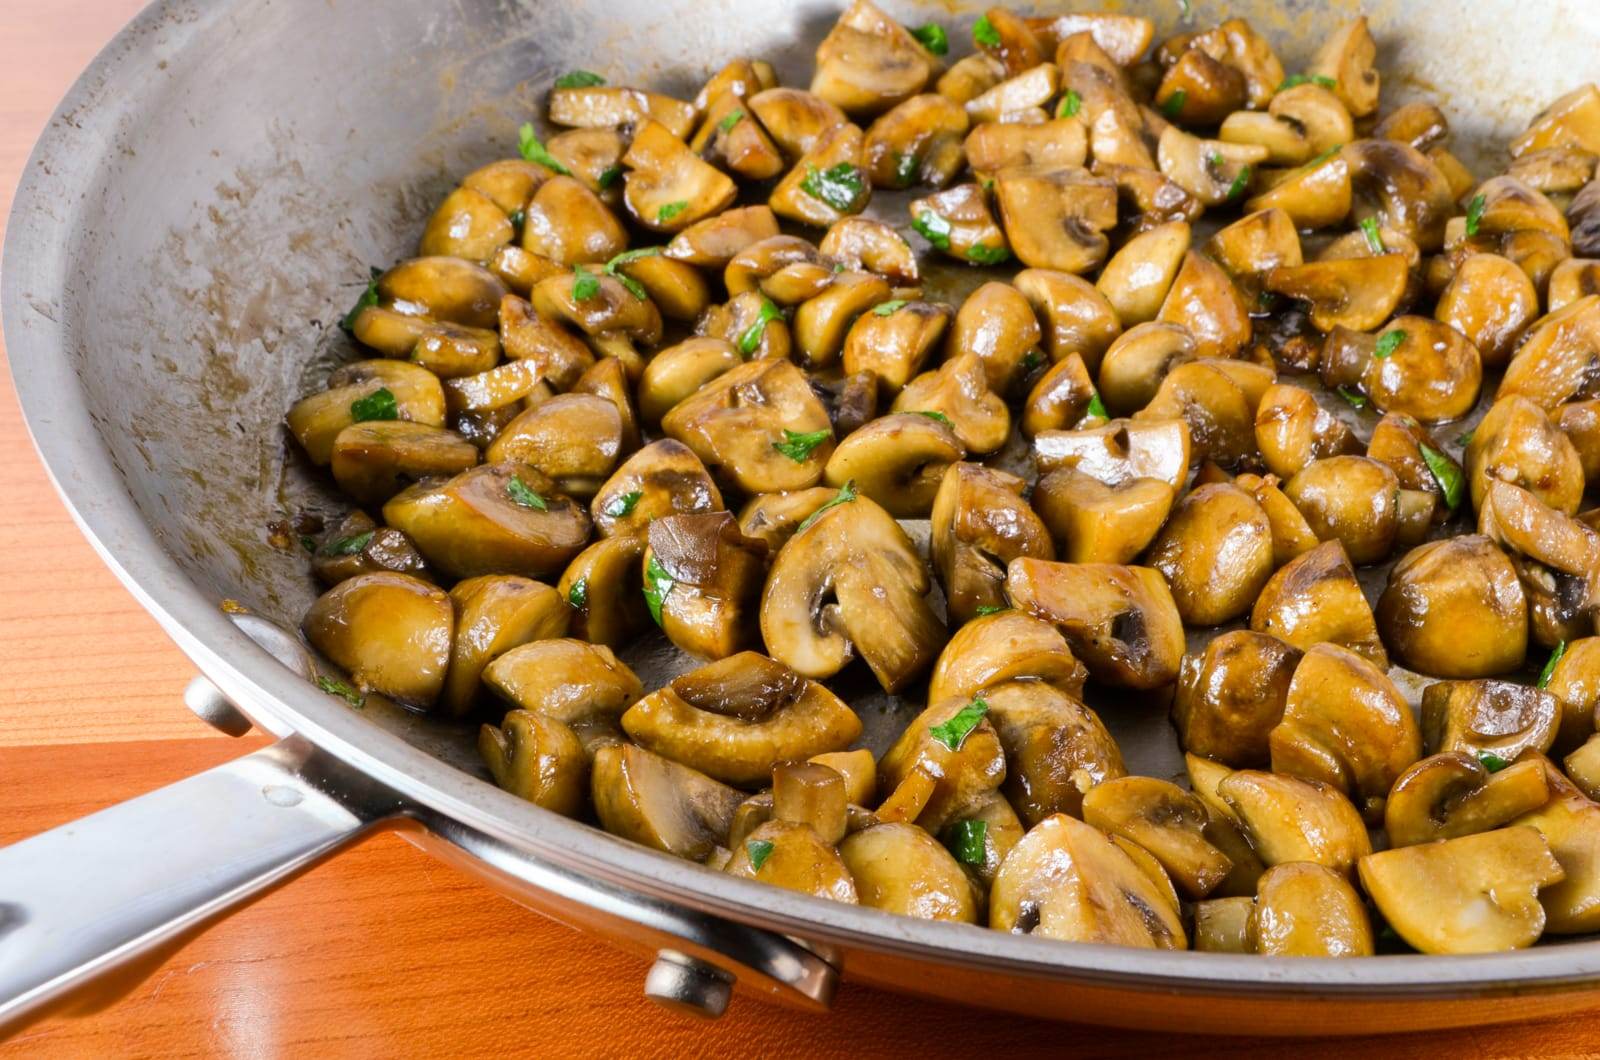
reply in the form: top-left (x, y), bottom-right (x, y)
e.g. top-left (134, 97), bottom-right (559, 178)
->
top-left (284, 0), bottom-right (1600, 957)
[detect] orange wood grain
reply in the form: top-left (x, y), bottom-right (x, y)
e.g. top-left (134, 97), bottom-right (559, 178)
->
top-left (2, 1), bottom-right (1600, 1056)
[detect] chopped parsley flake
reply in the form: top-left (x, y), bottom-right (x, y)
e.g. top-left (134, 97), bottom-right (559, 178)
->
top-left (1336, 385), bottom-right (1368, 410)
top-left (911, 209), bottom-right (952, 250)
top-left (747, 838), bottom-right (775, 871)
top-left (974, 604), bottom-right (1008, 616)
top-left (929, 698), bottom-right (989, 752)
top-left (1374, 329), bottom-right (1407, 359)
top-left (518, 122), bottom-right (570, 175)
top-left (317, 675), bottom-right (365, 708)
top-left (873, 299), bottom-right (909, 316)
top-left (967, 243), bottom-right (1012, 265)
top-left (797, 480), bottom-right (857, 532)
top-left (946, 819), bottom-right (988, 865)
top-left (1086, 392), bottom-right (1109, 421)
top-left (718, 109), bottom-right (745, 133)
top-left (656, 200), bottom-right (690, 223)
top-left (1478, 752), bottom-right (1511, 774)
top-left (1465, 193), bottom-right (1487, 237)
top-left (349, 387), bottom-right (398, 423)
top-left (910, 23), bottom-right (949, 55)
top-left (1162, 89), bottom-right (1187, 118)
top-left (800, 163), bottom-right (866, 213)
top-left (913, 410), bottom-right (953, 426)
top-left (323, 530), bottom-right (374, 556)
top-left (571, 264), bottom-right (600, 301)
top-left (568, 578), bottom-right (588, 610)
top-left (1058, 89), bottom-right (1082, 118)
top-left (643, 554), bottom-right (675, 626)
top-left (738, 296), bottom-right (785, 356)
top-left (339, 267), bottom-right (382, 334)
top-left (597, 163), bottom-right (623, 189)
top-left (555, 70), bottom-right (606, 89)
top-left (1360, 216), bottom-right (1386, 253)
top-left (972, 14), bottom-right (1001, 47)
top-left (772, 427), bottom-right (832, 463)
top-left (506, 476), bottom-right (548, 510)
top-left (605, 490), bottom-right (644, 518)
top-left (1279, 74), bottom-right (1337, 91)
top-left (1419, 444), bottom-right (1464, 511)
top-left (1539, 641), bottom-right (1568, 689)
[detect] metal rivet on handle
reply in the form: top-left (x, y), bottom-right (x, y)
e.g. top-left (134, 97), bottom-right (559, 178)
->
top-left (643, 951), bottom-right (734, 1019)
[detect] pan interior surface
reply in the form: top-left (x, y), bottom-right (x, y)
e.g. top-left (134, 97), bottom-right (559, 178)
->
top-left (8, 0), bottom-right (1600, 1011)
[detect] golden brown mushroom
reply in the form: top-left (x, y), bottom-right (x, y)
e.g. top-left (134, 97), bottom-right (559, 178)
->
top-left (1173, 631), bottom-right (1302, 768)
top-left (1083, 777), bottom-right (1232, 899)
top-left (1376, 536), bottom-right (1529, 678)
top-left (1513, 760), bottom-right (1600, 934)
top-left (1251, 540), bottom-right (1387, 666)
top-left (592, 742), bottom-right (743, 862)
top-left (1283, 455), bottom-right (1401, 565)
top-left (823, 412), bottom-right (963, 517)
top-left (1096, 321), bottom-right (1195, 414)
top-left (485, 394), bottom-right (622, 500)
top-left (1499, 296), bottom-right (1600, 410)
top-left (1034, 415), bottom-right (1191, 489)
top-left (1095, 221), bottom-right (1190, 327)
top-left (557, 535), bottom-right (647, 648)
top-left (441, 574), bottom-right (568, 717)
top-left (303, 572), bottom-right (454, 708)
top-left (589, 438), bottom-right (722, 541)
top-left (1264, 254), bottom-right (1410, 333)
top-left (663, 358), bottom-right (835, 495)
top-left (810, 0), bottom-right (938, 116)
top-left (1155, 251), bottom-right (1252, 360)
top-left (1307, 16), bottom-right (1380, 118)
top-left (1253, 382), bottom-right (1360, 480)
top-left (1012, 268), bottom-right (1123, 374)
top-left (1216, 770), bottom-right (1371, 876)
top-left (642, 513), bottom-right (769, 661)
top-left (286, 360), bottom-right (448, 466)
top-left (328, 422), bottom-right (479, 506)
top-left (909, 183), bottom-right (1011, 266)
top-left (1435, 253), bottom-right (1541, 368)
top-left (1032, 467), bottom-right (1173, 564)
top-left (841, 298), bottom-right (953, 394)
top-left (1422, 679), bottom-right (1561, 761)
top-left (863, 94), bottom-right (969, 189)
top-left (890, 353), bottom-right (1009, 453)
top-left (547, 86), bottom-right (697, 139)
top-left (1146, 483), bottom-right (1274, 626)
top-left (1385, 751), bottom-right (1553, 847)
top-left (839, 823), bottom-right (980, 923)
top-left (1021, 354), bottom-right (1098, 437)
top-left (479, 709), bottom-right (588, 816)
top-left (993, 166), bottom-right (1117, 275)
top-left (946, 281), bottom-right (1044, 393)
top-left (878, 694), bottom-right (1007, 831)
top-left (930, 462), bottom-right (1053, 623)
top-left (1466, 395), bottom-right (1586, 515)
top-left (770, 123), bottom-right (872, 228)
top-left (1252, 862), bottom-right (1374, 957)
top-left (927, 609), bottom-right (1089, 706)
top-left (483, 637), bottom-right (641, 751)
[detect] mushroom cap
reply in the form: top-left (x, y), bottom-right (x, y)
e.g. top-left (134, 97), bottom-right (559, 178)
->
top-left (1172, 629), bottom-right (1301, 767)
top-left (839, 823), bottom-right (980, 923)
top-left (1377, 535), bottom-right (1529, 678)
top-left (1250, 539), bottom-right (1387, 666)
top-left (303, 572), bottom-right (454, 708)
top-left (479, 711), bottom-right (586, 815)
top-left (592, 742), bottom-right (745, 861)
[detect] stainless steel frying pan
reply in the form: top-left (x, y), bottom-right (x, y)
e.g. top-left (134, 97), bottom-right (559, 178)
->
top-left (5, 0), bottom-right (1600, 1038)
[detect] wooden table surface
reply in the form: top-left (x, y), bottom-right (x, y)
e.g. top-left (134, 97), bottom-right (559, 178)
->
top-left (2, 3), bottom-right (1598, 1057)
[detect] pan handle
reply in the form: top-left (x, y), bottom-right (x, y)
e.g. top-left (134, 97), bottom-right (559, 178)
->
top-left (0, 734), bottom-right (399, 1035)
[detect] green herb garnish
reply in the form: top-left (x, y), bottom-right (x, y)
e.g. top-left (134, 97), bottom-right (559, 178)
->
top-left (946, 819), bottom-right (989, 865)
top-left (602, 247), bottom-right (659, 301)
top-left (972, 14), bottom-right (1001, 47)
top-left (1419, 444), bottom-right (1464, 511)
top-left (323, 530), bottom-right (374, 557)
top-left (738, 296), bottom-right (785, 357)
top-left (572, 264), bottom-right (600, 301)
top-left (910, 22), bottom-right (949, 55)
top-left (1360, 216), bottom-right (1385, 253)
top-left (1304, 145), bottom-right (1342, 170)
top-left (874, 299), bottom-right (909, 316)
top-left (1279, 74), bottom-right (1337, 91)
top-left (1177, 0), bottom-right (1192, 20)
top-left (772, 427), bottom-right (832, 463)
top-left (1374, 329), bottom-right (1407, 359)
top-left (973, 605), bottom-right (1008, 616)
top-left (1336, 385), bottom-right (1368, 410)
top-left (1021, 350), bottom-right (1042, 372)
top-left (1458, 428), bottom-right (1476, 447)
top-left (1465, 193), bottom-right (1487, 237)
top-left (1161, 89), bottom-right (1187, 118)
top-left (656, 200), bottom-right (689, 223)
top-left (1539, 641), bottom-right (1568, 689)
top-left (894, 150), bottom-right (920, 186)
top-left (605, 490), bottom-right (644, 518)
top-left (797, 480), bottom-right (857, 532)
top-left (518, 122), bottom-right (571, 175)
top-left (643, 554), bottom-right (675, 626)
top-left (555, 70), bottom-right (606, 89)
top-left (299, 535), bottom-right (317, 554)
top-left (1058, 89), bottom-right (1083, 119)
top-left (800, 162), bottom-right (866, 213)
top-left (339, 266), bottom-right (382, 334)
top-left (911, 209), bottom-right (952, 250)
top-left (568, 578), bottom-right (588, 610)
top-left (929, 697), bottom-right (990, 752)
top-left (508, 208), bottom-right (526, 231)
top-left (350, 387), bottom-right (398, 423)
top-left (913, 410), bottom-right (953, 426)
top-left (747, 839), bottom-right (775, 871)
top-left (717, 109), bottom-right (745, 133)
top-left (967, 243), bottom-right (1012, 265)
top-left (1086, 391), bottom-right (1109, 421)
top-left (1478, 752), bottom-right (1511, 774)
top-left (597, 163), bottom-right (623, 189)
top-left (507, 476), bottom-right (548, 510)
top-left (317, 675), bottom-right (365, 708)
top-left (1226, 164), bottom-right (1252, 201)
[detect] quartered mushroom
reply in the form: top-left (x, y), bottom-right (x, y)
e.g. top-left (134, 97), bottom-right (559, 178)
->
top-left (746, 88), bottom-right (848, 160)
top-left (1032, 467), bottom-right (1174, 564)
top-left (589, 438), bottom-right (723, 540)
top-left (1435, 252), bottom-right (1541, 368)
top-left (382, 463), bottom-right (591, 580)
top-left (498, 293), bottom-right (595, 389)
top-left (1270, 642), bottom-right (1422, 821)
top-left (1385, 751), bottom-right (1553, 847)
top-left (989, 814), bottom-right (1185, 949)
top-left (1421, 679), bottom-right (1561, 761)
top-left (557, 535), bottom-right (647, 647)
top-left (1263, 254), bottom-right (1410, 332)
top-left (663, 205), bottom-right (782, 268)
top-left (839, 822), bottom-right (980, 922)
top-left (1135, 359), bottom-right (1265, 470)
top-left (1082, 777), bottom-right (1232, 899)
top-left (441, 574), bottom-right (568, 717)
top-left (770, 123), bottom-right (872, 228)
top-left (1216, 769), bottom-right (1371, 876)
top-left (520, 176), bottom-right (629, 266)
top-left (1549, 258), bottom-right (1600, 314)
top-left (1307, 16), bottom-right (1380, 117)
top-left (636, 337), bottom-right (741, 426)
top-left (485, 394), bottom-right (622, 500)
top-left (698, 291), bottom-right (794, 363)
top-left (810, 0), bottom-right (938, 116)
top-left (377, 256), bottom-right (509, 328)
top-left (1234, 471), bottom-right (1322, 565)
top-left (1006, 557), bottom-right (1185, 690)
top-left (863, 94), bottom-right (969, 188)
top-left (1358, 827), bottom-right (1565, 954)
top-left (964, 119), bottom-right (1087, 180)
top-left (1250, 540), bottom-right (1387, 666)
top-left (1544, 637), bottom-right (1600, 751)
top-left (966, 63), bottom-right (1061, 125)
top-left (543, 129), bottom-right (629, 207)
top-left (1356, 316), bottom-right (1484, 424)
top-left (420, 185), bottom-right (514, 262)
top-left (1172, 630), bottom-right (1302, 767)
top-left (927, 608), bottom-right (1089, 706)
top-left (878, 694), bottom-right (1007, 831)
top-left (1513, 760), bottom-right (1600, 934)
top-left (1284, 455), bottom-right (1401, 565)
top-left (547, 85), bottom-right (698, 139)
top-left (642, 513), bottom-right (769, 661)
top-left (1244, 141), bottom-right (1353, 231)
top-left (946, 281), bottom-right (1044, 393)
top-left (725, 235), bottom-right (831, 300)
top-left (760, 485), bottom-right (944, 692)
top-left (1466, 394), bottom-right (1586, 515)
top-left (1344, 139), bottom-right (1457, 251)
top-left (1012, 268), bottom-right (1123, 374)
top-left (1096, 321), bottom-right (1195, 414)
top-left (937, 53), bottom-right (1005, 107)
top-left (792, 271), bottom-right (894, 362)
top-left (930, 462), bottom-right (1053, 623)
top-left (592, 742), bottom-right (744, 862)
top-left (1252, 862), bottom-right (1374, 957)
top-left (303, 572), bottom-right (454, 708)
top-left (725, 819), bottom-right (859, 903)
top-left (1034, 416), bottom-right (1191, 490)
top-left (482, 637), bottom-right (642, 751)
top-left (993, 166), bottom-right (1118, 274)
top-left (841, 298), bottom-right (953, 394)
top-left (1157, 127), bottom-right (1265, 209)
top-left (823, 412), bottom-right (964, 517)
top-left (1498, 296), bottom-right (1600, 410)
top-left (329, 422), bottom-right (479, 506)
top-left (1146, 482), bottom-right (1274, 626)
top-left (479, 709), bottom-right (588, 815)
top-left (1253, 382), bottom-right (1360, 480)
top-left (1096, 221), bottom-right (1190, 327)
top-left (817, 217), bottom-right (920, 284)
top-left (1021, 354), bottom-right (1098, 437)
top-left (890, 352), bottom-right (1010, 453)
top-left (621, 652), bottom-right (860, 787)
top-left (1155, 251), bottom-right (1253, 360)
top-left (308, 512), bottom-right (430, 588)
top-left (286, 360), bottom-right (448, 466)
top-left (909, 183), bottom-right (1011, 266)
top-left (1376, 535), bottom-right (1529, 678)
top-left (663, 358), bottom-right (835, 494)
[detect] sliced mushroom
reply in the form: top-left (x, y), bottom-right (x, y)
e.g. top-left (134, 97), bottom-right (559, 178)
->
top-left (760, 486), bottom-right (943, 691)
top-left (642, 514), bottom-right (769, 661)
top-left (1173, 631), bottom-right (1301, 768)
top-left (1021, 353), bottom-right (1098, 437)
top-left (909, 182), bottom-right (1010, 266)
top-left (419, 186), bottom-right (513, 262)
top-left (483, 638), bottom-right (641, 748)
top-left (1030, 12), bottom-right (1153, 67)
top-left (530, 267), bottom-right (662, 355)
top-left (382, 463), bottom-right (590, 580)
top-left (770, 123), bottom-right (871, 228)
top-left (863, 94), bottom-right (969, 189)
top-left (1376, 535), bottom-right (1528, 679)
top-left (1466, 394), bottom-right (1586, 515)
top-left (1194, 897), bottom-right (1256, 953)
top-left (663, 358), bottom-right (834, 494)
top-left (1251, 540), bottom-right (1387, 666)
top-left (1513, 760), bottom-right (1600, 933)
top-left (989, 814), bottom-right (1184, 948)
top-left (697, 95), bottom-right (786, 183)
top-left (547, 86), bottom-right (698, 139)
top-left (1157, 126), bottom-right (1266, 208)
top-left (442, 574), bottom-right (568, 717)
top-left (461, 158), bottom-right (552, 216)
top-left (498, 293), bottom-right (594, 389)
top-left (1135, 360), bottom-right (1260, 469)
top-left (1233, 471), bottom-right (1322, 565)
top-left (967, 63), bottom-right (1061, 125)
top-left (817, 216), bottom-right (920, 284)
top-left (1094, 321), bottom-right (1194, 413)
top-left (286, 360), bottom-right (448, 466)
top-left (839, 822), bottom-right (980, 922)
top-left (635, 337), bottom-right (739, 427)
top-left (746, 88), bottom-right (848, 160)
top-left (303, 572), bottom-right (454, 708)
top-left (1216, 770), bottom-right (1371, 876)
top-left (1006, 557), bottom-right (1185, 690)
top-left (927, 609), bottom-right (1089, 706)
top-left (1546, 637), bottom-right (1600, 751)
top-left (664, 205), bottom-right (782, 268)
top-left (963, 119), bottom-right (1087, 180)
top-left (810, 0), bottom-right (938, 116)
top-left (697, 291), bottom-right (793, 363)
top-left (1264, 253), bottom-right (1409, 333)
top-left (992, 166), bottom-right (1117, 275)
top-left (735, 488), bottom-right (839, 555)
top-left (823, 412), bottom-right (964, 517)
top-left (557, 535), bottom-right (647, 648)
top-left (1422, 679), bottom-right (1560, 761)
top-left (1032, 467), bottom-right (1173, 565)
top-left (1155, 251), bottom-right (1252, 360)
top-left (1270, 642), bottom-right (1421, 821)
top-left (1468, 175), bottom-right (1573, 243)
top-left (1250, 862), bottom-right (1374, 957)
top-left (936, 53), bottom-right (1005, 106)
top-left (1356, 315), bottom-right (1483, 424)
top-left (1359, 827), bottom-right (1564, 953)
top-left (592, 742), bottom-right (743, 861)
top-left (1513, 84), bottom-right (1600, 158)
top-left (1146, 483), bottom-right (1274, 626)
top-left (1307, 16), bottom-right (1379, 118)
top-left (841, 298), bottom-right (952, 394)
top-left (589, 438), bottom-right (722, 541)
top-left (891, 353), bottom-right (1010, 453)
top-left (1435, 253), bottom-right (1540, 368)
top-left (479, 709), bottom-right (587, 815)
top-left (621, 652), bottom-right (859, 787)
top-left (1499, 296), bottom-right (1600, 410)
top-left (328, 422), bottom-right (479, 506)
top-left (1034, 415), bottom-right (1191, 489)
top-left (1244, 146), bottom-right (1353, 231)
top-left (1082, 777), bottom-right (1231, 899)
top-left (1549, 258), bottom-right (1600, 314)
top-left (1386, 751), bottom-right (1553, 847)
top-left (1012, 268), bottom-right (1123, 373)
top-left (930, 462), bottom-right (1053, 623)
